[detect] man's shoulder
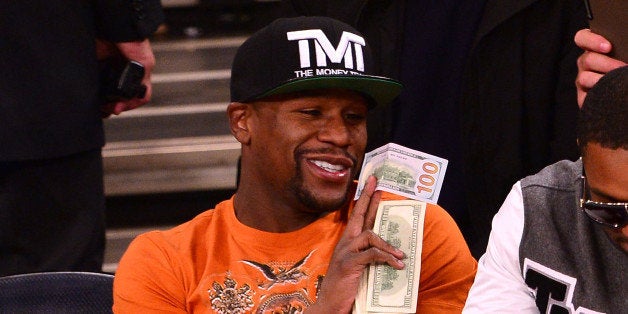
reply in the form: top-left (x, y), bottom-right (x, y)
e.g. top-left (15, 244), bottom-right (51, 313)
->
top-left (423, 203), bottom-right (475, 260)
top-left (424, 202), bottom-right (458, 228)
top-left (133, 198), bottom-right (232, 248)
top-left (520, 159), bottom-right (581, 191)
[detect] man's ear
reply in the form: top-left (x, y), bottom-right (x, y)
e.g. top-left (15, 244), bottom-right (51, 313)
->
top-left (227, 102), bottom-right (252, 144)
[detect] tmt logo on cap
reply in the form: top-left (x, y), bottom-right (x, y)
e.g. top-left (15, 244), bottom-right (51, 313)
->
top-left (287, 30), bottom-right (366, 72)
top-left (229, 16), bottom-right (402, 108)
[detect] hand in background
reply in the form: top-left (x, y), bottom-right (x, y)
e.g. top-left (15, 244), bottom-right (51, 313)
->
top-left (574, 29), bottom-right (626, 107)
top-left (97, 39), bottom-right (157, 117)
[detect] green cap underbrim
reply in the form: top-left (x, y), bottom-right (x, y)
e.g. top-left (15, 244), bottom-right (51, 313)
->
top-left (258, 75), bottom-right (403, 109)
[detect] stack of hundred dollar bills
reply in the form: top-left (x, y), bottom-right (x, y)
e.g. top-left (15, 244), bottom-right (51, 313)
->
top-left (352, 143), bottom-right (448, 313)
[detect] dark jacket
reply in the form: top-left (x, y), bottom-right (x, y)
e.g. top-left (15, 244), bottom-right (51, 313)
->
top-left (283, 0), bottom-right (586, 256)
top-left (0, 1), bottom-right (164, 161)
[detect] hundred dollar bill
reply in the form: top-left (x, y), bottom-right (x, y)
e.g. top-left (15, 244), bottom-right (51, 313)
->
top-left (355, 143), bottom-right (448, 203)
top-left (353, 270), bottom-right (369, 314)
top-left (353, 200), bottom-right (426, 314)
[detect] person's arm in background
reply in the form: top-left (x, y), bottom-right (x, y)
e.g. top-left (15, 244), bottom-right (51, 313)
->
top-left (462, 182), bottom-right (538, 313)
top-left (574, 29), bottom-right (626, 106)
top-left (97, 39), bottom-right (157, 115)
top-left (93, 0), bottom-right (164, 116)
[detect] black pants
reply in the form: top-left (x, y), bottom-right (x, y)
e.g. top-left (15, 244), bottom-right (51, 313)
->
top-left (0, 149), bottom-right (105, 276)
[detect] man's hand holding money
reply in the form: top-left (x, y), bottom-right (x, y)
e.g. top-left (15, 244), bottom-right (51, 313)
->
top-left (307, 176), bottom-right (406, 314)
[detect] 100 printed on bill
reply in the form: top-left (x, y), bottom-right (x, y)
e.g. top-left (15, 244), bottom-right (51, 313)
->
top-left (355, 143), bottom-right (448, 204)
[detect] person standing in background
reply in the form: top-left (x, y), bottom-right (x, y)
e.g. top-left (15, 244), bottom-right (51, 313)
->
top-left (281, 0), bottom-right (588, 258)
top-left (0, 1), bottom-right (164, 276)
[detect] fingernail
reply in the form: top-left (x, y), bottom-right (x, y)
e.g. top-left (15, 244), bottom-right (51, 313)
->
top-left (601, 42), bottom-right (611, 52)
top-left (396, 259), bottom-right (405, 268)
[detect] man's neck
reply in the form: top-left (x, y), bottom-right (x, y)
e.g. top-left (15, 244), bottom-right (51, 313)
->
top-left (231, 187), bottom-right (327, 233)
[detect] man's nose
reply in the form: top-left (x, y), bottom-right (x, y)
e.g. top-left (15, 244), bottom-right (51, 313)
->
top-left (317, 116), bottom-right (351, 147)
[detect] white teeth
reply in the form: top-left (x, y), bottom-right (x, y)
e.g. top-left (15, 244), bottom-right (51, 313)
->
top-left (312, 160), bottom-right (345, 172)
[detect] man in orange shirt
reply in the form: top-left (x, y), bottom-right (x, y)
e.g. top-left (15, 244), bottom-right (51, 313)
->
top-left (113, 16), bottom-right (477, 313)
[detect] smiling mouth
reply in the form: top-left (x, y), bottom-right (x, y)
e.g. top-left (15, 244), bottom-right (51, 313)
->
top-left (311, 160), bottom-right (347, 173)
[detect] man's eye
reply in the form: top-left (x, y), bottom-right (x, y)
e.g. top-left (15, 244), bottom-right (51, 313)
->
top-left (345, 113), bottom-right (366, 122)
top-left (300, 109), bottom-right (321, 116)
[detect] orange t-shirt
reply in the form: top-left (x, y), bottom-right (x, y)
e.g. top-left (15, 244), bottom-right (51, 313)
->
top-left (113, 194), bottom-right (477, 313)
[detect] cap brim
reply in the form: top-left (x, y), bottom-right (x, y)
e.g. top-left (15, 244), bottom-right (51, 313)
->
top-left (258, 76), bottom-right (402, 108)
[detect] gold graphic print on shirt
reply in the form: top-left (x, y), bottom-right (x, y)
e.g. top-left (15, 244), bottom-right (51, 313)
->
top-left (206, 251), bottom-right (321, 313)
top-left (208, 276), bottom-right (255, 313)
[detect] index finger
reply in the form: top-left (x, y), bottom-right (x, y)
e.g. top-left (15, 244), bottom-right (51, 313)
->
top-left (345, 175), bottom-right (377, 235)
top-left (362, 190), bottom-right (381, 232)
top-left (574, 29), bottom-right (612, 53)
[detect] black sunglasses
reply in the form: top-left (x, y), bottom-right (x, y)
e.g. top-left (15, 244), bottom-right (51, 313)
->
top-left (579, 175), bottom-right (628, 229)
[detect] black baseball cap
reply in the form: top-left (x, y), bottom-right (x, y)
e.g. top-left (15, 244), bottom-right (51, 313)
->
top-left (230, 16), bottom-right (402, 108)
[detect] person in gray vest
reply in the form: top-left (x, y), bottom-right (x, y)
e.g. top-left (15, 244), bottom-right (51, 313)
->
top-left (463, 65), bottom-right (627, 313)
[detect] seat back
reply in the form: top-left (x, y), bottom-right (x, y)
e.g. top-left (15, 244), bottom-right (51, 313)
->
top-left (0, 271), bottom-right (114, 313)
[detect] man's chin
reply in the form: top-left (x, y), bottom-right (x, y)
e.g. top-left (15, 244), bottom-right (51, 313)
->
top-left (307, 195), bottom-right (350, 213)
top-left (290, 171), bottom-right (354, 213)
top-left (296, 188), bottom-right (350, 213)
